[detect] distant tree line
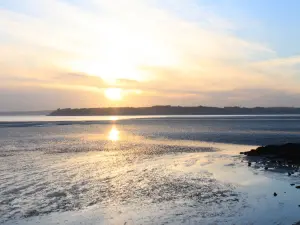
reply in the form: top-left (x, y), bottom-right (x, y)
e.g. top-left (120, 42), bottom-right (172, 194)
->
top-left (48, 106), bottom-right (300, 116)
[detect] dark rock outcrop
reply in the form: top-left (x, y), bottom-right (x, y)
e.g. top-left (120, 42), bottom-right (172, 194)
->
top-left (242, 143), bottom-right (300, 164)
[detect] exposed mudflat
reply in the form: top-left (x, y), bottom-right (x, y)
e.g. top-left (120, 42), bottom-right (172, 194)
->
top-left (1, 116), bottom-right (300, 224)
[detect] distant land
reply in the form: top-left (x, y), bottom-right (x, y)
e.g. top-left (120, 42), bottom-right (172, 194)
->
top-left (0, 110), bottom-right (52, 116)
top-left (49, 106), bottom-right (300, 116)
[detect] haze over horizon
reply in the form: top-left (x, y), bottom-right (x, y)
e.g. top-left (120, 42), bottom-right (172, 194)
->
top-left (1, 0), bottom-right (300, 111)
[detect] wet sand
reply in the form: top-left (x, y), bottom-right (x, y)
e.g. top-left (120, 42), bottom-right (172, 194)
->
top-left (1, 116), bottom-right (300, 224)
top-left (2, 141), bottom-right (300, 225)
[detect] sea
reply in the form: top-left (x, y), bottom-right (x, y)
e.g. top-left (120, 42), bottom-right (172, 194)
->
top-left (1, 115), bottom-right (300, 225)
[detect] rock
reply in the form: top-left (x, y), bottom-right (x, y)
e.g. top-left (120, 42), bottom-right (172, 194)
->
top-left (24, 209), bottom-right (39, 218)
top-left (273, 192), bottom-right (277, 196)
top-left (288, 172), bottom-right (292, 176)
top-left (243, 143), bottom-right (300, 164)
top-left (291, 184), bottom-right (295, 186)
top-left (296, 186), bottom-right (300, 189)
top-left (264, 166), bottom-right (269, 170)
top-left (248, 162), bottom-right (251, 167)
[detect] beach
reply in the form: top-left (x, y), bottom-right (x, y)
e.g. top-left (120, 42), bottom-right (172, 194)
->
top-left (1, 115), bottom-right (300, 224)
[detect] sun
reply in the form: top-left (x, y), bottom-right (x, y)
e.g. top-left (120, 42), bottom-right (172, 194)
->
top-left (105, 88), bottom-right (122, 101)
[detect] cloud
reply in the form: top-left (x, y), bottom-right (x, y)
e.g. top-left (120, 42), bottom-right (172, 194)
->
top-left (124, 88), bottom-right (300, 108)
top-left (0, 0), bottom-right (273, 67)
top-left (0, 86), bottom-right (107, 111)
top-left (1, 0), bottom-right (300, 110)
top-left (201, 88), bottom-right (300, 107)
top-left (53, 72), bottom-right (106, 87)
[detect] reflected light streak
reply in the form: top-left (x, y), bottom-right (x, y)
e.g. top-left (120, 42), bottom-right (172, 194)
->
top-left (109, 116), bottom-right (119, 121)
top-left (108, 126), bottom-right (120, 141)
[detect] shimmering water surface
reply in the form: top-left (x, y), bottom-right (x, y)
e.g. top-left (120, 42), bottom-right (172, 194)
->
top-left (1, 115), bottom-right (300, 225)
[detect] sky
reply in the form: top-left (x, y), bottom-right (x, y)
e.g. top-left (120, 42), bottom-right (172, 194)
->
top-left (1, 0), bottom-right (300, 111)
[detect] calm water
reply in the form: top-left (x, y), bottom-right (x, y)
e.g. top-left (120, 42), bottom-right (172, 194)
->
top-left (1, 115), bottom-right (300, 224)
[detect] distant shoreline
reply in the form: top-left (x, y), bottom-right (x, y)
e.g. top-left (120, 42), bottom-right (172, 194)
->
top-left (0, 110), bottom-right (52, 116)
top-left (48, 106), bottom-right (300, 116)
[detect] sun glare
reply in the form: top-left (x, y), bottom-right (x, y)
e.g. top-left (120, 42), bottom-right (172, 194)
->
top-left (108, 126), bottom-right (119, 141)
top-left (105, 88), bottom-right (122, 101)
top-left (109, 116), bottom-right (119, 121)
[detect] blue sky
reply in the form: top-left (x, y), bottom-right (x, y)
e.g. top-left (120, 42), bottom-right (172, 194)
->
top-left (0, 0), bottom-right (300, 110)
top-left (221, 0), bottom-right (300, 57)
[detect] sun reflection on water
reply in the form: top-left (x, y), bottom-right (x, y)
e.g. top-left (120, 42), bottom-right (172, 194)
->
top-left (109, 116), bottom-right (118, 121)
top-left (108, 126), bottom-right (120, 141)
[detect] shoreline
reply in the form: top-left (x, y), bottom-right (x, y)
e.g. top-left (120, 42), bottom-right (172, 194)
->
top-left (1, 116), bottom-right (300, 224)
top-left (2, 142), bottom-right (300, 225)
